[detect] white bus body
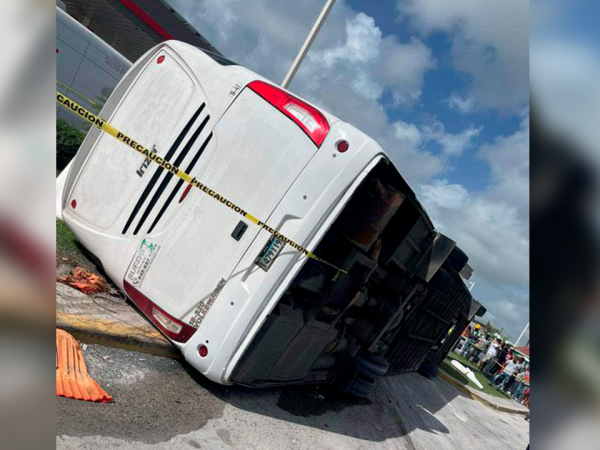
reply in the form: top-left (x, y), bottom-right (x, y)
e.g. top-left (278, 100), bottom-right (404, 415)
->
top-left (60, 41), bottom-right (471, 393)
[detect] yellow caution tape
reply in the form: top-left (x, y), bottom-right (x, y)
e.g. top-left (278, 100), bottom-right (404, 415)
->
top-left (56, 91), bottom-right (347, 275)
top-left (56, 80), bottom-right (103, 111)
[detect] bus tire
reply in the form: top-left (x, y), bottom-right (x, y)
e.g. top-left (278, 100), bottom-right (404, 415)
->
top-left (356, 352), bottom-right (389, 378)
top-left (348, 374), bottom-right (376, 398)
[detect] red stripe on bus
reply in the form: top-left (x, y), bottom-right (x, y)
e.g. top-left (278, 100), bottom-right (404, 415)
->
top-left (116, 0), bottom-right (174, 40)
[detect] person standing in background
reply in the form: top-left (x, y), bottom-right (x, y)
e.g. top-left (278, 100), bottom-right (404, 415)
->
top-left (461, 325), bottom-right (480, 359)
top-left (479, 338), bottom-right (501, 370)
top-left (495, 357), bottom-right (524, 390)
top-left (510, 365), bottom-right (530, 400)
top-left (484, 341), bottom-right (509, 376)
top-left (471, 333), bottom-right (490, 363)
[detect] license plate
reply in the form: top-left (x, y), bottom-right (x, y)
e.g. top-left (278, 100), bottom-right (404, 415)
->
top-left (255, 235), bottom-right (285, 272)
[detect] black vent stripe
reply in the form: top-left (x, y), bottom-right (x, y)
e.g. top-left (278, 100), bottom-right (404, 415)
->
top-left (147, 132), bottom-right (214, 233)
top-left (133, 115), bottom-right (211, 235)
top-left (122, 103), bottom-right (205, 235)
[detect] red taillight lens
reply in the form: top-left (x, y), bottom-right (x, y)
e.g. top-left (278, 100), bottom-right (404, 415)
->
top-left (123, 281), bottom-right (197, 343)
top-left (247, 80), bottom-right (330, 147)
top-left (198, 345), bottom-right (209, 357)
top-left (336, 140), bottom-right (349, 153)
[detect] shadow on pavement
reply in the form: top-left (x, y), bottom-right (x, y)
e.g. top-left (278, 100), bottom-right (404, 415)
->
top-left (57, 345), bottom-right (464, 445)
top-left (182, 361), bottom-right (460, 442)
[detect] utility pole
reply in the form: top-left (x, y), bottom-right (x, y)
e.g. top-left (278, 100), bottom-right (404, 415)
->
top-left (515, 322), bottom-right (530, 346)
top-left (281, 0), bottom-right (337, 89)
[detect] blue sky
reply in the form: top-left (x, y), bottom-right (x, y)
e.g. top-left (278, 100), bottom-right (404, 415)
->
top-left (347, 0), bottom-right (524, 192)
top-left (172, 0), bottom-right (530, 340)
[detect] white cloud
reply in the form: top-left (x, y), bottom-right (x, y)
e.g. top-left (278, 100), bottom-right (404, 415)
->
top-left (373, 37), bottom-right (436, 105)
top-left (299, 13), bottom-right (435, 107)
top-left (446, 93), bottom-right (476, 114)
top-left (422, 120), bottom-right (481, 157)
top-left (319, 13), bottom-right (381, 67)
top-left (379, 119), bottom-right (444, 182)
top-left (373, 118), bottom-right (482, 181)
top-left (400, 0), bottom-right (529, 113)
top-left (478, 116), bottom-right (530, 219)
top-left (392, 120), bottom-right (422, 148)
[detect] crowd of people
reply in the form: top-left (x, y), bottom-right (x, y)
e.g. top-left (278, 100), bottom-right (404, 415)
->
top-left (456, 325), bottom-right (530, 407)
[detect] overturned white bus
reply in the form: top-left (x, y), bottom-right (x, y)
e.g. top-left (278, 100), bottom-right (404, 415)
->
top-left (58, 40), bottom-right (480, 397)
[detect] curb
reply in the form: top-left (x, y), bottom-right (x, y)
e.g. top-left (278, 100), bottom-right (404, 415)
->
top-left (438, 370), bottom-right (529, 416)
top-left (56, 311), bottom-right (180, 358)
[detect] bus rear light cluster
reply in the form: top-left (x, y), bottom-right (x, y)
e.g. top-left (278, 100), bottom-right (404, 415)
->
top-left (123, 280), bottom-right (197, 343)
top-left (248, 80), bottom-right (329, 147)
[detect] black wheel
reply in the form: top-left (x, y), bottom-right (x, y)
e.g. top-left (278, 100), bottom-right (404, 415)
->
top-left (418, 359), bottom-right (439, 379)
top-left (330, 355), bottom-right (359, 395)
top-left (356, 352), bottom-right (389, 378)
top-left (331, 352), bottom-right (388, 399)
top-left (348, 374), bottom-right (375, 398)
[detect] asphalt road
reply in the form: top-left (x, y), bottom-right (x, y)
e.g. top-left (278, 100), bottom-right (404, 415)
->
top-left (57, 344), bottom-right (529, 450)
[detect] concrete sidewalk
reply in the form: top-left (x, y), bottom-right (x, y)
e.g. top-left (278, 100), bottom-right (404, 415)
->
top-left (438, 369), bottom-right (529, 415)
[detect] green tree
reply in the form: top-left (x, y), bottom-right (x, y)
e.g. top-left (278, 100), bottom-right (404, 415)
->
top-left (57, 119), bottom-right (86, 171)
